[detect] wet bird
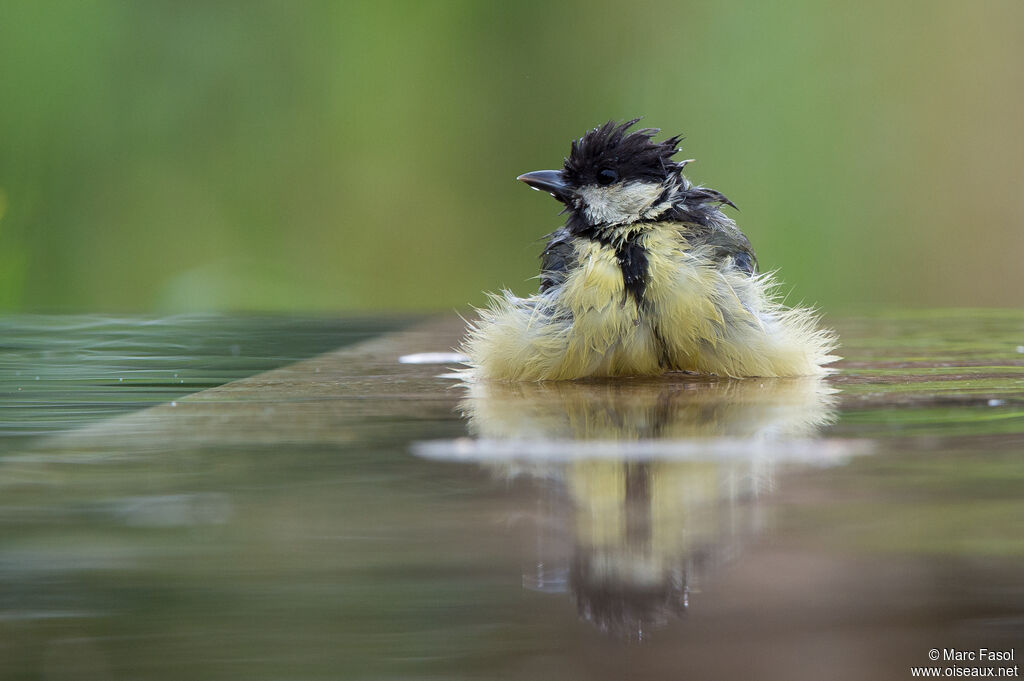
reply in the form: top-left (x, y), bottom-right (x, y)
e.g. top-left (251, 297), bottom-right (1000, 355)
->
top-left (462, 119), bottom-right (837, 380)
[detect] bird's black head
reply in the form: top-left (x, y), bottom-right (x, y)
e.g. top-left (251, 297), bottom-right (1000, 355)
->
top-left (518, 119), bottom-right (687, 228)
top-left (563, 119), bottom-right (682, 188)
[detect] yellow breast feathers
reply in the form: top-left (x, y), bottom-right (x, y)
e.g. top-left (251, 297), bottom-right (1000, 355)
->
top-left (462, 224), bottom-right (837, 380)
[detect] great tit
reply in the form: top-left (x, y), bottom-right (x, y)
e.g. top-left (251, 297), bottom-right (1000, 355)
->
top-left (462, 119), bottom-right (838, 380)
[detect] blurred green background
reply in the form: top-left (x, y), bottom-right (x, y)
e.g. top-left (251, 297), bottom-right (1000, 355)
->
top-left (0, 0), bottom-right (1021, 314)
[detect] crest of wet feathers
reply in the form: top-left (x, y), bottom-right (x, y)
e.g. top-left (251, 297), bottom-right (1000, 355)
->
top-left (462, 119), bottom-right (838, 380)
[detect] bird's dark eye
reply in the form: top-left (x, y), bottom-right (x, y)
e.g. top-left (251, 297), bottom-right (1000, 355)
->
top-left (597, 168), bottom-right (618, 186)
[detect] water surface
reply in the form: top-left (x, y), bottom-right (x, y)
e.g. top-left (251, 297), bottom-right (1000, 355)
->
top-left (0, 311), bottom-right (1021, 680)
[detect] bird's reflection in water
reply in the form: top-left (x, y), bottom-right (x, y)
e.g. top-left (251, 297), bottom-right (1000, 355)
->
top-left (417, 376), bottom-right (848, 639)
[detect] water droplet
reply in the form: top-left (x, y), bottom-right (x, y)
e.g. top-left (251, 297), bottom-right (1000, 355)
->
top-left (170, 402), bottom-right (177, 407)
top-left (988, 399), bottom-right (1005, 407)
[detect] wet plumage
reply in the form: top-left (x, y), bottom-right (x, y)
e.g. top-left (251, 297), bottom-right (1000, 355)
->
top-left (462, 120), bottom-right (838, 380)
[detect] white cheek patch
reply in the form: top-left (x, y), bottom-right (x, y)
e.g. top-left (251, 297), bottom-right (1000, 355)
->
top-left (579, 181), bottom-right (666, 225)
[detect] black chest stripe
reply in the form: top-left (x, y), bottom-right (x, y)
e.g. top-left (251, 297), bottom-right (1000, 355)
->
top-left (567, 215), bottom-right (651, 306)
top-left (615, 239), bottom-right (649, 305)
top-left (590, 232), bottom-right (649, 305)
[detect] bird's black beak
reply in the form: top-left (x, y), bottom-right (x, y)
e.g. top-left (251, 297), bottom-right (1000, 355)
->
top-left (517, 170), bottom-right (572, 204)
